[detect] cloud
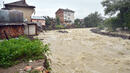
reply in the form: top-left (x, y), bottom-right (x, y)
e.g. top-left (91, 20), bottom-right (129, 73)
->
top-left (3, 0), bottom-right (104, 19)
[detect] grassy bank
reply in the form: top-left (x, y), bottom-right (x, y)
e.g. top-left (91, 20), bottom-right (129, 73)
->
top-left (0, 37), bottom-right (50, 68)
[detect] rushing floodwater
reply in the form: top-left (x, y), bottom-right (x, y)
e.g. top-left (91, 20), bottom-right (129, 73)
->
top-left (37, 28), bottom-right (130, 73)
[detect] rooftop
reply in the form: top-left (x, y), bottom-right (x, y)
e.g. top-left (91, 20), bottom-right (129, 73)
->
top-left (57, 8), bottom-right (75, 13)
top-left (4, 0), bottom-right (35, 8)
top-left (0, 23), bottom-right (25, 26)
top-left (31, 16), bottom-right (45, 20)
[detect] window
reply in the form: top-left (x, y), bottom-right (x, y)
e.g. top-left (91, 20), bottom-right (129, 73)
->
top-left (68, 17), bottom-right (70, 20)
top-left (68, 14), bottom-right (71, 16)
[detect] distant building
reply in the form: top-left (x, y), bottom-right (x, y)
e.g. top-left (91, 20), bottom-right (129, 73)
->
top-left (56, 8), bottom-right (75, 25)
top-left (31, 16), bottom-right (46, 26)
top-left (3, 0), bottom-right (35, 22)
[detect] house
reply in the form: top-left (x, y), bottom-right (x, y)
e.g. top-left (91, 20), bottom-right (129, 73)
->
top-left (3, 0), bottom-right (35, 22)
top-left (0, 10), bottom-right (24, 39)
top-left (0, 10), bottom-right (37, 39)
top-left (56, 8), bottom-right (75, 25)
top-left (31, 16), bottom-right (46, 26)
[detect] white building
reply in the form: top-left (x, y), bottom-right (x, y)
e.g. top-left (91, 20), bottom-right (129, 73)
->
top-left (56, 8), bottom-right (75, 25)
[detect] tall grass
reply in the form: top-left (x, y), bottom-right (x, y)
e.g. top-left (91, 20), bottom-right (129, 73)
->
top-left (0, 36), bottom-right (50, 68)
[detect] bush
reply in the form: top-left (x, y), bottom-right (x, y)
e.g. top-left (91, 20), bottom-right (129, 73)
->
top-left (0, 36), bottom-right (50, 68)
top-left (84, 12), bottom-right (103, 27)
top-left (55, 25), bottom-right (65, 29)
top-left (103, 17), bottom-right (119, 31)
top-left (98, 24), bottom-right (105, 30)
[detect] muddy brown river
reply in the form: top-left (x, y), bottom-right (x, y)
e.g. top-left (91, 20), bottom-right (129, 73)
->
top-left (37, 28), bottom-right (130, 73)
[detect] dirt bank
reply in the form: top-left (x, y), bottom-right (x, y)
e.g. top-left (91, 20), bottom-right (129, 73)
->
top-left (91, 28), bottom-right (130, 40)
top-left (37, 28), bottom-right (130, 73)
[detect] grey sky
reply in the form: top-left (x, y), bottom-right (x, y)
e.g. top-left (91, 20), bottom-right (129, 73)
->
top-left (0, 0), bottom-right (104, 19)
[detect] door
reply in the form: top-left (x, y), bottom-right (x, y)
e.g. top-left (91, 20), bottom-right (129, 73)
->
top-left (29, 25), bottom-right (36, 35)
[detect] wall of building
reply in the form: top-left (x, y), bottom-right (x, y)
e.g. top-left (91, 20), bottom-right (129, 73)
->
top-left (56, 10), bottom-right (64, 24)
top-left (64, 11), bottom-right (74, 24)
top-left (28, 25), bottom-right (36, 35)
top-left (32, 19), bottom-right (46, 26)
top-left (0, 25), bottom-right (24, 39)
top-left (24, 24), bottom-right (37, 36)
top-left (56, 9), bottom-right (74, 25)
top-left (8, 7), bottom-right (35, 22)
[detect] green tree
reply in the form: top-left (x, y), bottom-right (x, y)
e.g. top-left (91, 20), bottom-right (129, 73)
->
top-left (84, 12), bottom-right (103, 27)
top-left (44, 16), bottom-right (55, 29)
top-left (56, 17), bottom-right (60, 25)
top-left (102, 0), bottom-right (130, 15)
top-left (102, 0), bottom-right (130, 30)
top-left (74, 19), bottom-right (84, 27)
top-left (103, 17), bottom-right (119, 31)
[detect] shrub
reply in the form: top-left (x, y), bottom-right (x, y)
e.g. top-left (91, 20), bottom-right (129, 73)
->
top-left (0, 36), bottom-right (50, 68)
top-left (84, 12), bottom-right (103, 27)
top-left (98, 24), bottom-right (105, 30)
top-left (55, 25), bottom-right (65, 29)
top-left (103, 17), bottom-right (119, 31)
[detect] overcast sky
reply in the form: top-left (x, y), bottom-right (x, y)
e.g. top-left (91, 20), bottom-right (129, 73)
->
top-left (0, 0), bottom-right (105, 19)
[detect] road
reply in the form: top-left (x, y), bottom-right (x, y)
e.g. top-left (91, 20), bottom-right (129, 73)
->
top-left (37, 28), bottom-right (130, 73)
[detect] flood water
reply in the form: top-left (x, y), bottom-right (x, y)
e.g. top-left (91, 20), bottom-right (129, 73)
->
top-left (37, 28), bottom-right (130, 73)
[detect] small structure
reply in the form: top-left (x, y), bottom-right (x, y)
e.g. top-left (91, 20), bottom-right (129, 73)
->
top-left (0, 10), bottom-right (24, 39)
top-left (31, 16), bottom-right (45, 32)
top-left (56, 8), bottom-right (75, 25)
top-left (24, 22), bottom-right (37, 36)
top-left (31, 16), bottom-right (46, 26)
top-left (3, 0), bottom-right (35, 22)
top-left (0, 10), bottom-right (37, 39)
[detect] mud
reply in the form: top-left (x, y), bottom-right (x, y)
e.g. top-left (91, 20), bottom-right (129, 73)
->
top-left (91, 28), bottom-right (130, 40)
